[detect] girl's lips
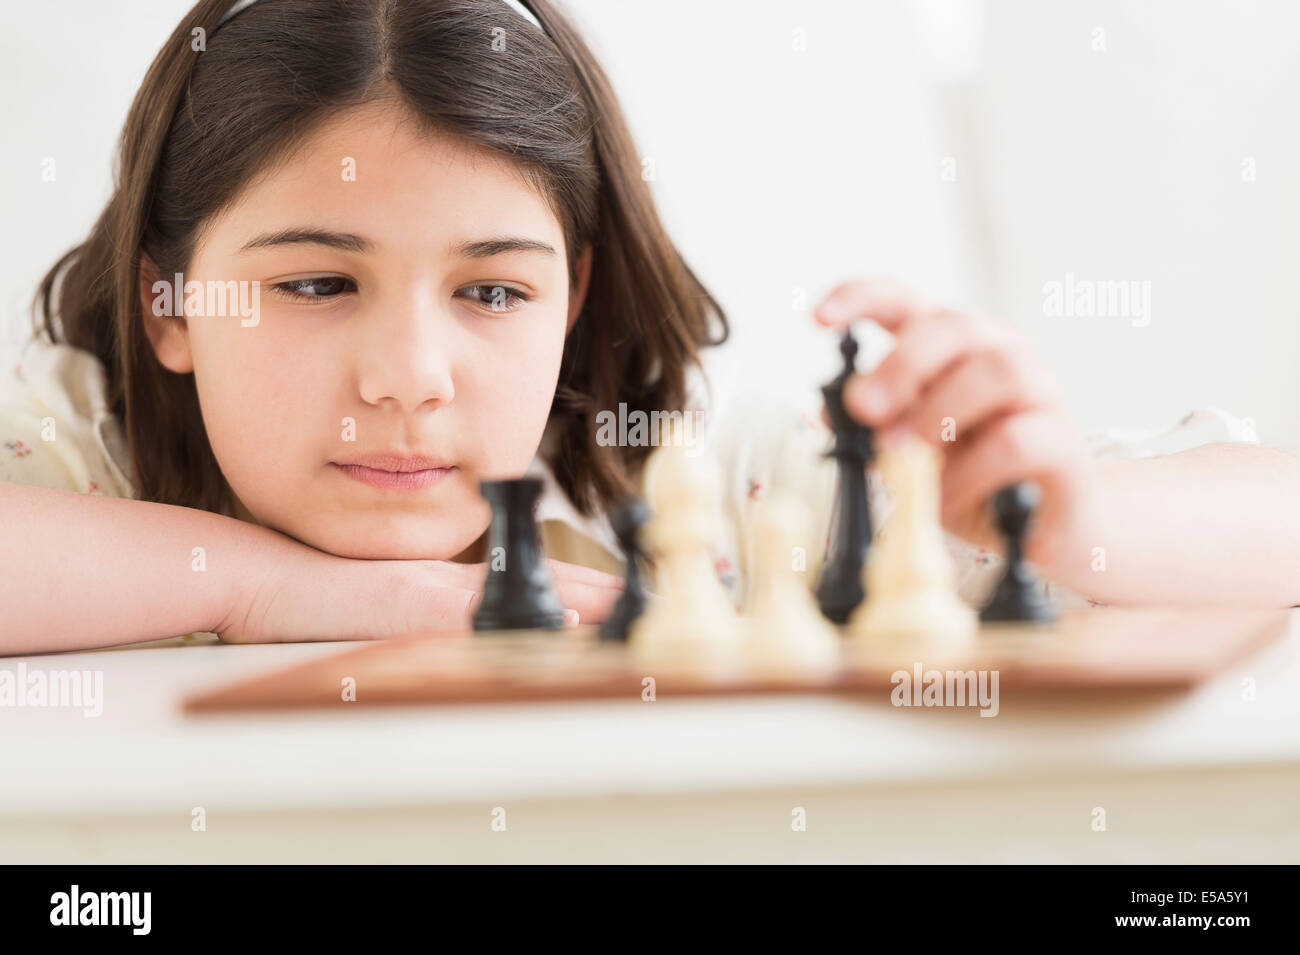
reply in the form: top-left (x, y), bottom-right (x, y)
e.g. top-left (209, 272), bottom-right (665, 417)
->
top-left (331, 462), bottom-right (457, 490)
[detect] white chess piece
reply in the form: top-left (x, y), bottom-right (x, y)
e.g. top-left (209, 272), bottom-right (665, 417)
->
top-left (745, 492), bottom-right (840, 678)
top-left (630, 423), bottom-right (741, 671)
top-left (847, 436), bottom-right (976, 643)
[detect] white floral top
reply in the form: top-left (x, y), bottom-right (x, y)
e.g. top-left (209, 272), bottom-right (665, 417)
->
top-left (0, 337), bottom-right (1261, 647)
top-left (0, 339), bottom-right (134, 499)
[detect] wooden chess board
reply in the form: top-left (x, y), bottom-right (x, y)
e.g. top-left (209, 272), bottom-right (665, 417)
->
top-left (181, 607), bottom-right (1290, 713)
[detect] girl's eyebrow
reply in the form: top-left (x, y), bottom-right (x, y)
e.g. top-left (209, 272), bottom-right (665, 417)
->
top-left (240, 229), bottom-right (370, 254)
top-left (237, 230), bottom-right (556, 259)
top-left (453, 237), bottom-right (557, 258)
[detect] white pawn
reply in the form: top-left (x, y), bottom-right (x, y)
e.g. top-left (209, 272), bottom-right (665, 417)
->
top-left (630, 423), bottom-right (741, 672)
top-left (745, 492), bottom-right (840, 678)
top-left (848, 436), bottom-right (976, 644)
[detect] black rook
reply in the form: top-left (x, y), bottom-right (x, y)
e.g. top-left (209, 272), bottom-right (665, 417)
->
top-left (472, 477), bottom-right (567, 632)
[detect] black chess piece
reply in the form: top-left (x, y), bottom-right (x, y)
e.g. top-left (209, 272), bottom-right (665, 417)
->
top-left (815, 329), bottom-right (876, 624)
top-left (599, 497), bottom-right (651, 642)
top-left (472, 477), bottom-right (567, 632)
top-left (979, 482), bottom-right (1057, 624)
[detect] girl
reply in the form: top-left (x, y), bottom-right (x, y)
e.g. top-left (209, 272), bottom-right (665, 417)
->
top-left (2, 0), bottom-right (1297, 656)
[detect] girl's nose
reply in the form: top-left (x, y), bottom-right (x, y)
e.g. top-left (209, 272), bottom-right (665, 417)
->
top-left (354, 291), bottom-right (457, 414)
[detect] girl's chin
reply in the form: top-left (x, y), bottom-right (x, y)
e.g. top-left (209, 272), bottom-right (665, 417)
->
top-left (229, 484), bottom-right (489, 561)
top-left (297, 524), bottom-right (488, 563)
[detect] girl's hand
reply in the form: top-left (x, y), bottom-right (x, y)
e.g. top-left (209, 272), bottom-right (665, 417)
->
top-left (814, 279), bottom-right (1102, 577)
top-left (217, 550), bottom-right (624, 643)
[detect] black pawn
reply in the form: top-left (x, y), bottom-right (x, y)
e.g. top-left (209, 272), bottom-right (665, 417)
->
top-left (472, 477), bottom-right (567, 632)
top-left (599, 498), bottom-right (651, 642)
top-left (815, 329), bottom-right (875, 624)
top-left (979, 483), bottom-right (1057, 624)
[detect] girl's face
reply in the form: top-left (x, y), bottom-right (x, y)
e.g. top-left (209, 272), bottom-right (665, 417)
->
top-left (144, 101), bottom-right (587, 560)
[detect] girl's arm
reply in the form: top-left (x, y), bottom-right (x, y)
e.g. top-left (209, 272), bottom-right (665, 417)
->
top-left (1058, 444), bottom-right (1300, 607)
top-left (1, 483), bottom-right (254, 653)
top-left (0, 483), bottom-right (623, 656)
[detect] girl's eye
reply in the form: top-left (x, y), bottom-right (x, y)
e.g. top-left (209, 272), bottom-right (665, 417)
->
top-left (271, 276), bottom-right (356, 301)
top-left (457, 284), bottom-right (531, 312)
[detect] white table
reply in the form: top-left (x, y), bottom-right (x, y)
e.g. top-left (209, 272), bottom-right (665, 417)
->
top-left (3, 615), bottom-right (1299, 864)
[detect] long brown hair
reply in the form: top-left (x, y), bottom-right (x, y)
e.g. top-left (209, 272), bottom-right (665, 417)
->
top-left (34, 0), bottom-right (727, 517)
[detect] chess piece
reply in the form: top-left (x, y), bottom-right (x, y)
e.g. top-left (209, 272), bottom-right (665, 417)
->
top-left (815, 329), bottom-right (875, 624)
top-left (472, 477), bottom-right (567, 632)
top-left (979, 483), bottom-right (1057, 623)
top-left (847, 436), bottom-right (976, 643)
top-left (599, 497), bottom-right (651, 641)
top-left (746, 492), bottom-right (840, 677)
top-left (629, 422), bottom-right (740, 669)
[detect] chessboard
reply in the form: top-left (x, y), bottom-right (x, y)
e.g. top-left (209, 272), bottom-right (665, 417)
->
top-left (184, 327), bottom-right (1291, 714)
top-left (182, 607), bottom-right (1289, 713)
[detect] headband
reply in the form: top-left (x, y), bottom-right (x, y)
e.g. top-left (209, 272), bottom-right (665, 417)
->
top-left (218, 0), bottom-right (544, 32)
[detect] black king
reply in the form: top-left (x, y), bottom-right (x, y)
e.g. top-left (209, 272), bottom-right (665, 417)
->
top-left (815, 329), bottom-right (876, 624)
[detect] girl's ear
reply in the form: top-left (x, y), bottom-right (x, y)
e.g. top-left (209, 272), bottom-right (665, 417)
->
top-left (138, 253), bottom-right (195, 374)
top-left (566, 244), bottom-right (594, 334)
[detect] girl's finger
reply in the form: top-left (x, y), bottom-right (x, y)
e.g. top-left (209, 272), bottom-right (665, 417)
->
top-left (407, 585), bottom-right (484, 633)
top-left (844, 308), bottom-right (987, 426)
top-left (938, 410), bottom-right (1080, 544)
top-left (895, 346), bottom-right (1059, 445)
top-left (434, 560), bottom-right (487, 589)
top-left (544, 558), bottom-right (625, 591)
top-left (414, 585), bottom-right (589, 632)
top-left (553, 577), bottom-right (622, 623)
top-left (438, 557), bottom-right (622, 594)
top-left (813, 278), bottom-right (924, 330)
top-left (425, 558), bottom-right (621, 627)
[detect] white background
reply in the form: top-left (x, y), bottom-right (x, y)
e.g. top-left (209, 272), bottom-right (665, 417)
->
top-left (3, 0), bottom-right (1298, 447)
